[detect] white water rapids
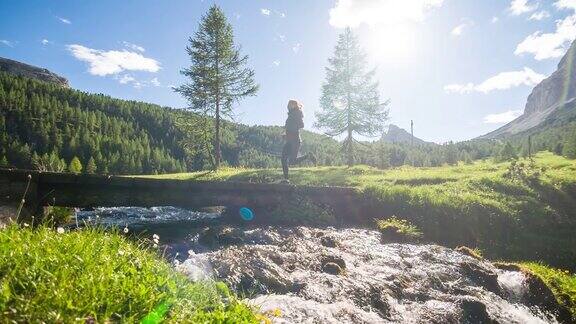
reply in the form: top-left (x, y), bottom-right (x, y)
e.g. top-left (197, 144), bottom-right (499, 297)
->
top-left (78, 207), bottom-right (563, 323)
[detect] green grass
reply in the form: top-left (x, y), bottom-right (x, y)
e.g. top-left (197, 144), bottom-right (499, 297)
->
top-left (520, 262), bottom-right (576, 318)
top-left (376, 216), bottom-right (423, 242)
top-left (134, 152), bottom-right (576, 271)
top-left (0, 225), bottom-right (258, 323)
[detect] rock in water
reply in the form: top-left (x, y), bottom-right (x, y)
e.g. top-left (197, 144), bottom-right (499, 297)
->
top-left (0, 57), bottom-right (69, 87)
top-left (322, 262), bottom-right (343, 275)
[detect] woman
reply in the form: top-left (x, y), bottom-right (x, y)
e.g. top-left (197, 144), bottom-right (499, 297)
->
top-left (281, 100), bottom-right (316, 181)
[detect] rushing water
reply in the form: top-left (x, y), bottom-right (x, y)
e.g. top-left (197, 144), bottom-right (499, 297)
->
top-left (78, 207), bottom-right (561, 323)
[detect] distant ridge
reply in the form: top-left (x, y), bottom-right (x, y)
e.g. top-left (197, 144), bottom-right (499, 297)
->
top-left (381, 124), bottom-right (430, 145)
top-left (0, 57), bottom-right (69, 87)
top-left (480, 40), bottom-right (576, 139)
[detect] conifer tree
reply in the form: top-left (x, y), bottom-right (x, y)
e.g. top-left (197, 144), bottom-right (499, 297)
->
top-left (175, 5), bottom-right (258, 170)
top-left (315, 28), bottom-right (389, 166)
top-left (86, 157), bottom-right (97, 174)
top-left (68, 156), bottom-right (83, 173)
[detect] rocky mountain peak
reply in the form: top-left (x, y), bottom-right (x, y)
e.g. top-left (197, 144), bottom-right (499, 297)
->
top-left (0, 57), bottom-right (69, 87)
top-left (480, 40), bottom-right (576, 139)
top-left (382, 124), bottom-right (428, 144)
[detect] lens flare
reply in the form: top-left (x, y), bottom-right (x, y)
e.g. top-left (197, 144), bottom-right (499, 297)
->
top-left (239, 207), bottom-right (254, 221)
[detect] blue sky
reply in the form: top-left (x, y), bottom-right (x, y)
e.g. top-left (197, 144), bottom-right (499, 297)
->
top-left (1, 0), bottom-right (575, 143)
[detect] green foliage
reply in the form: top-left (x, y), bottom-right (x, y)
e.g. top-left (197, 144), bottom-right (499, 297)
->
top-left (563, 128), bottom-right (576, 159)
top-left (503, 159), bottom-right (546, 185)
top-left (0, 225), bottom-right (257, 323)
top-left (315, 27), bottom-right (389, 166)
top-left (31, 150), bottom-right (66, 172)
top-left (498, 142), bottom-right (518, 162)
top-left (376, 216), bottom-right (423, 242)
top-left (42, 206), bottom-right (74, 226)
top-left (175, 5), bottom-right (258, 169)
top-left (68, 156), bottom-right (83, 173)
top-left (0, 72), bottom-right (187, 175)
top-left (85, 156), bottom-right (97, 174)
top-left (520, 262), bottom-right (576, 318)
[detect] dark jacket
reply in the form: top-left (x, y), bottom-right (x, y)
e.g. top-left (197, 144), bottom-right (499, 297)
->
top-left (285, 109), bottom-right (304, 143)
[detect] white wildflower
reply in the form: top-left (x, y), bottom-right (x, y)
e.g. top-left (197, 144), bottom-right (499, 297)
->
top-left (57, 227), bottom-right (65, 234)
top-left (123, 226), bottom-right (129, 233)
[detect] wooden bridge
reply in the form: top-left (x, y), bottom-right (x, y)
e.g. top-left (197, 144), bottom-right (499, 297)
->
top-left (0, 168), bottom-right (369, 224)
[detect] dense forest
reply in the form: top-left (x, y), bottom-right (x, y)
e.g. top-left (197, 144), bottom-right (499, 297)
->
top-left (1, 72), bottom-right (575, 174)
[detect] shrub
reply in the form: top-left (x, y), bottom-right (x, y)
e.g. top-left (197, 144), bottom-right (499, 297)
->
top-left (503, 159), bottom-right (546, 185)
top-left (376, 216), bottom-right (423, 243)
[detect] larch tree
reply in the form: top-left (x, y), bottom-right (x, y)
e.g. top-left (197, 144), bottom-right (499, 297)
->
top-left (68, 156), bottom-right (83, 174)
top-left (175, 5), bottom-right (258, 170)
top-left (315, 27), bottom-right (389, 166)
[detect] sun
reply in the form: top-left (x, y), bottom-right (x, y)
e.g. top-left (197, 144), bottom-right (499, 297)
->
top-left (361, 23), bottom-right (418, 64)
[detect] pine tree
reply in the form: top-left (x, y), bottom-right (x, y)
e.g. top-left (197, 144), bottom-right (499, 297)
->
top-left (86, 157), bottom-right (97, 174)
top-left (0, 155), bottom-right (7, 167)
top-left (315, 28), bottom-right (389, 166)
top-left (175, 5), bottom-right (258, 170)
top-left (68, 156), bottom-right (83, 173)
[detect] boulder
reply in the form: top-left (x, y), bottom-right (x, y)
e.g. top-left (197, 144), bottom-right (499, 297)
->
top-left (322, 262), bottom-right (343, 275)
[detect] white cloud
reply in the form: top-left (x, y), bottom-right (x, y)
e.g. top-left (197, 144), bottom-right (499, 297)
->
top-left (292, 43), bottom-right (301, 54)
top-left (555, 0), bottom-right (576, 11)
top-left (529, 10), bottom-right (550, 20)
top-left (0, 40), bottom-right (14, 47)
top-left (57, 16), bottom-right (71, 24)
top-left (272, 60), bottom-right (280, 67)
top-left (260, 8), bottom-right (271, 16)
top-left (41, 39), bottom-right (52, 45)
top-left (150, 77), bottom-right (161, 87)
top-left (451, 19), bottom-right (474, 36)
top-left (279, 12), bottom-right (286, 18)
top-left (483, 110), bottom-right (523, 124)
top-left (67, 44), bottom-right (161, 76)
top-left (509, 0), bottom-right (538, 16)
top-left (491, 16), bottom-right (499, 23)
top-left (515, 14), bottom-right (576, 60)
top-left (118, 74), bottom-right (135, 84)
top-left (275, 34), bottom-right (286, 42)
top-left (328, 0), bottom-right (444, 28)
top-left (444, 67), bottom-right (546, 94)
top-left (122, 41), bottom-right (145, 52)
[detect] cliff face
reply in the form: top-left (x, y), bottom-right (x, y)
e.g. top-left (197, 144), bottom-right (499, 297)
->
top-left (481, 41), bottom-right (576, 139)
top-left (0, 57), bottom-right (69, 87)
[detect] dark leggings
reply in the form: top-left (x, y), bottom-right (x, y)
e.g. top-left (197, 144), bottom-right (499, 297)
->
top-left (281, 141), bottom-right (307, 179)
